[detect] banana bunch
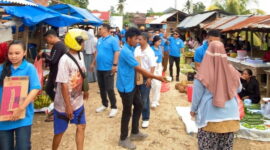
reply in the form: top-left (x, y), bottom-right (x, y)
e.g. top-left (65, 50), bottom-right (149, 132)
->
top-left (34, 93), bottom-right (52, 109)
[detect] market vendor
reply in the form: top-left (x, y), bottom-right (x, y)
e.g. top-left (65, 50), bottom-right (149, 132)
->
top-left (239, 69), bottom-right (261, 104)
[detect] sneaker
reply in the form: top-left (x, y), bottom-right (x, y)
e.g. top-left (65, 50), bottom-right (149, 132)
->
top-left (96, 105), bottom-right (107, 113)
top-left (119, 138), bottom-right (136, 150)
top-left (151, 103), bottom-right (157, 108)
top-left (142, 121), bottom-right (149, 128)
top-left (109, 109), bottom-right (118, 118)
top-left (130, 132), bottom-right (148, 141)
top-left (156, 102), bottom-right (160, 106)
top-left (176, 76), bottom-right (179, 81)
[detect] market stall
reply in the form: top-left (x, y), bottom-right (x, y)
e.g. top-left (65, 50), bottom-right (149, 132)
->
top-left (219, 16), bottom-right (270, 97)
top-left (227, 57), bottom-right (270, 86)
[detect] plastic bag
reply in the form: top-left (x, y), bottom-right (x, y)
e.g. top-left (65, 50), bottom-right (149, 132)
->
top-left (262, 102), bottom-right (270, 119)
top-left (237, 95), bottom-right (245, 120)
top-left (34, 57), bottom-right (43, 94)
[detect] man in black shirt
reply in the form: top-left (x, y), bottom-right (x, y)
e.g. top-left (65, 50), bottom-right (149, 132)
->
top-left (39, 30), bottom-right (66, 101)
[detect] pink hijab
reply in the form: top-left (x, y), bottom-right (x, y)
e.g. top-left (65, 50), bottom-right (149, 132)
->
top-left (196, 41), bottom-right (240, 108)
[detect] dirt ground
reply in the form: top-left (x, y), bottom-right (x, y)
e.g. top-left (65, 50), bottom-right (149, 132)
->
top-left (32, 81), bottom-right (270, 150)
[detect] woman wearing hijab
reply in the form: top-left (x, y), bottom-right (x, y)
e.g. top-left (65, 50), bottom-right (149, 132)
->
top-left (190, 41), bottom-right (241, 150)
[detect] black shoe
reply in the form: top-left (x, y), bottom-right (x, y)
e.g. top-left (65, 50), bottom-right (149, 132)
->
top-left (176, 77), bottom-right (179, 81)
top-left (171, 76), bottom-right (174, 81)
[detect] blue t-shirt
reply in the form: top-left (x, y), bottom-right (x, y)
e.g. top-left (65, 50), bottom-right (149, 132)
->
top-left (168, 36), bottom-right (184, 57)
top-left (151, 46), bottom-right (163, 63)
top-left (117, 43), bottom-right (139, 93)
top-left (96, 35), bottom-right (120, 71)
top-left (160, 33), bottom-right (164, 38)
top-left (0, 60), bottom-right (41, 130)
top-left (164, 40), bottom-right (170, 52)
top-left (113, 34), bottom-right (120, 42)
top-left (194, 41), bottom-right (209, 63)
top-left (121, 29), bottom-right (126, 43)
top-left (160, 36), bottom-right (166, 48)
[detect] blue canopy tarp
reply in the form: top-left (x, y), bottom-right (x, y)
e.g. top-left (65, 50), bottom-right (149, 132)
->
top-left (49, 4), bottom-right (103, 26)
top-left (2, 5), bottom-right (85, 27)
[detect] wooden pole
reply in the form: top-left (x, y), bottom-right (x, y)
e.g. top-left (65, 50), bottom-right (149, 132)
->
top-left (177, 12), bottom-right (179, 24)
top-left (251, 31), bottom-right (254, 57)
top-left (15, 25), bottom-right (19, 40)
top-left (23, 26), bottom-right (29, 57)
top-left (245, 30), bottom-right (248, 46)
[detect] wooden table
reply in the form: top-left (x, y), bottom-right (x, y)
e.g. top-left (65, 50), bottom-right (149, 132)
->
top-left (265, 70), bottom-right (270, 96)
top-left (227, 58), bottom-right (270, 93)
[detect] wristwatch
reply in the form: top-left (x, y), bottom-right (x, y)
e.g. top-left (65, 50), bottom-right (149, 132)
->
top-left (113, 64), bottom-right (117, 66)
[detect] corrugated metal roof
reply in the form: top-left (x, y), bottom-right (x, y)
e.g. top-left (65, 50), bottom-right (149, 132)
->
top-left (217, 16), bottom-right (250, 30)
top-left (145, 17), bottom-right (156, 24)
top-left (248, 18), bottom-right (270, 30)
top-left (150, 11), bottom-right (177, 24)
top-left (0, 0), bottom-right (37, 6)
top-left (177, 11), bottom-right (216, 29)
top-left (257, 18), bottom-right (270, 25)
top-left (202, 16), bottom-right (237, 29)
top-left (222, 15), bottom-right (270, 32)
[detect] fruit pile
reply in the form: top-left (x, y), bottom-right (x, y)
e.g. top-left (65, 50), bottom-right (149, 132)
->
top-left (180, 64), bottom-right (195, 74)
top-left (34, 93), bottom-right (52, 109)
top-left (184, 52), bottom-right (194, 57)
top-left (175, 80), bottom-right (192, 93)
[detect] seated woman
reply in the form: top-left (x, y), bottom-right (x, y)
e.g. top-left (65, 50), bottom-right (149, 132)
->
top-left (239, 69), bottom-right (261, 104)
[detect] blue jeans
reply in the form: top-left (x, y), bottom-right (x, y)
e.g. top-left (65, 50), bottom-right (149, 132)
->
top-left (138, 83), bottom-right (151, 121)
top-left (0, 125), bottom-right (32, 150)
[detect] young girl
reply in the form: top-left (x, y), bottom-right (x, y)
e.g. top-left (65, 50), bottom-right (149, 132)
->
top-left (0, 40), bottom-right (41, 150)
top-left (151, 36), bottom-right (163, 108)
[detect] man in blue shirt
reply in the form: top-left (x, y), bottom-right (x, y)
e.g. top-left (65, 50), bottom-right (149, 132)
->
top-left (90, 24), bottom-right (120, 118)
top-left (117, 27), bottom-right (165, 150)
top-left (121, 24), bottom-right (129, 44)
top-left (168, 30), bottom-right (184, 81)
top-left (194, 30), bottom-right (221, 70)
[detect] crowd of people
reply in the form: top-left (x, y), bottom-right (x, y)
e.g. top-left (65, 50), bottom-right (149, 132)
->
top-left (0, 23), bottom-right (264, 150)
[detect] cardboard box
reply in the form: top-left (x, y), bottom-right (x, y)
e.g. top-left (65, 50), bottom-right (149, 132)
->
top-left (0, 77), bottom-right (29, 121)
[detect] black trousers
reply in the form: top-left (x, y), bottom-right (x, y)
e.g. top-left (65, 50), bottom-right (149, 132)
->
top-left (97, 70), bottom-right (117, 109)
top-left (169, 56), bottom-right (180, 78)
top-left (119, 87), bottom-right (143, 140)
top-left (45, 77), bottom-right (56, 101)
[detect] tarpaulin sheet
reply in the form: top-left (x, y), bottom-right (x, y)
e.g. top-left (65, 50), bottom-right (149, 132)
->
top-left (2, 5), bottom-right (84, 27)
top-left (49, 4), bottom-right (103, 26)
top-left (236, 125), bottom-right (270, 142)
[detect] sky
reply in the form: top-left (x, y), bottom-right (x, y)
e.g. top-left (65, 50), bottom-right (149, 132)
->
top-left (87, 0), bottom-right (270, 14)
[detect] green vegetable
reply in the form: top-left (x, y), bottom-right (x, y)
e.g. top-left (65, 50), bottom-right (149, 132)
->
top-left (255, 125), bottom-right (267, 130)
top-left (244, 121), bottom-right (264, 125)
top-left (242, 123), bottom-right (254, 128)
top-left (248, 104), bottom-right (261, 110)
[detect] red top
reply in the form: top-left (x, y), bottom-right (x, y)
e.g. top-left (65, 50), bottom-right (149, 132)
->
top-left (263, 51), bottom-right (270, 62)
top-left (0, 42), bottom-right (8, 64)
